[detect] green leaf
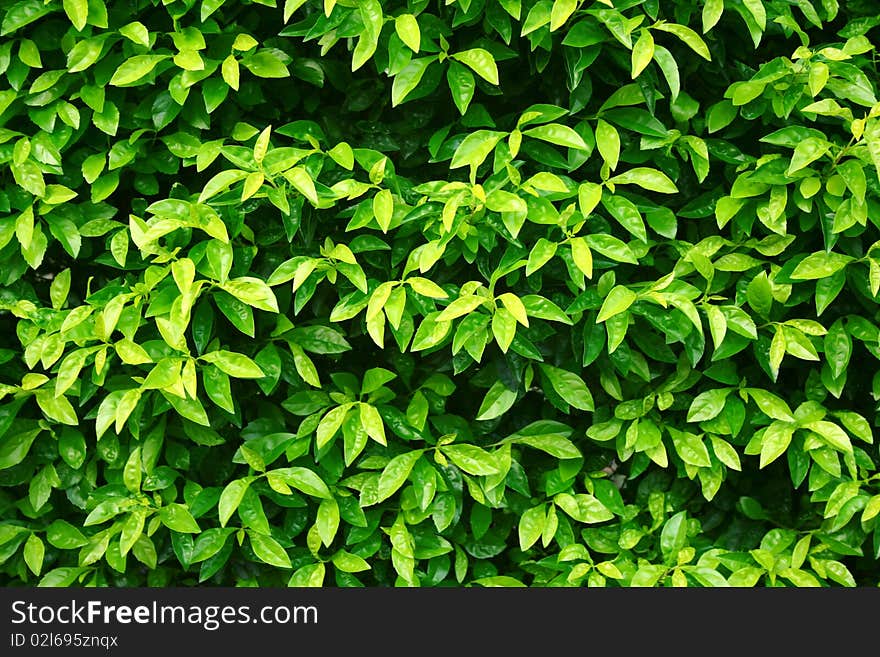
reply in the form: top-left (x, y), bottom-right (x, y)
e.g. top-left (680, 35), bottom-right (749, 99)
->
top-left (707, 100), bottom-right (737, 133)
top-left (562, 19), bottom-right (605, 46)
top-left (806, 420), bottom-right (852, 454)
top-left (746, 389), bottom-right (794, 422)
top-left (359, 403), bottom-right (387, 445)
top-left (523, 123), bottom-right (589, 150)
top-left (578, 182), bottom-right (602, 217)
top-left (654, 22), bottom-right (711, 60)
top-left (451, 130), bottom-right (506, 170)
top-left (242, 50), bottom-right (290, 78)
top-left (541, 364), bottom-right (594, 411)
top-left (585, 234), bottom-right (638, 264)
top-left (786, 137), bottom-right (831, 175)
top-left (518, 505), bottom-right (545, 551)
top-left (316, 497), bottom-right (340, 547)
top-left (50, 269), bottom-right (71, 310)
top-left (395, 14), bottom-right (421, 52)
top-left (63, 0), bottom-right (88, 30)
top-left (291, 326), bottom-right (351, 354)
top-left (687, 388), bottom-right (730, 422)
top-left (218, 479), bottom-right (250, 526)
top-left (526, 238), bottom-right (558, 275)
top-left (373, 189), bottom-right (394, 232)
top-left (780, 568), bottom-right (821, 587)
top-left (109, 55), bottom-right (167, 86)
top-left (332, 550), bottom-right (371, 573)
top-left (836, 411), bottom-right (872, 444)
top-left (285, 166), bottom-right (319, 206)
top-left (159, 504), bottom-right (201, 533)
top-left (652, 44), bottom-right (680, 101)
top-left (0, 428), bottom-right (41, 470)
top-left (288, 562), bottom-right (325, 587)
top-left (549, 0), bottom-right (576, 30)
top-left (671, 430), bottom-right (711, 467)
top-left (710, 436), bottom-right (741, 471)
top-left (123, 447), bottom-right (142, 493)
top-left (631, 29), bottom-right (655, 78)
top-left (602, 194), bottom-right (647, 242)
top-left (477, 381), bottom-right (518, 421)
top-left (407, 277), bottom-right (448, 299)
top-left (120, 21), bottom-right (150, 46)
top-left (115, 339), bottom-right (151, 366)
top-left (492, 307), bottom-right (517, 353)
top-left (276, 467), bottom-right (332, 499)
top-left (316, 405), bottom-right (349, 448)
top-left (447, 60), bottom-right (476, 115)
top-left (162, 393), bottom-right (210, 427)
top-left (746, 272), bottom-right (773, 317)
top-left (190, 528), bottom-right (234, 563)
top-left (24, 534), bottom-right (44, 576)
top-left (660, 511), bottom-right (687, 558)
top-left (201, 350), bottom-right (264, 379)
top-left (38, 568), bottom-right (87, 587)
top-left (743, 0), bottom-right (766, 29)
top-left (597, 286), bottom-right (636, 322)
top-left (199, 170), bottom-right (247, 203)
top-left (250, 532), bottom-right (291, 568)
top-left (46, 520), bottom-right (87, 549)
top-left (442, 444), bottom-right (500, 475)
top-left (596, 119), bottom-right (620, 170)
top-left (2, 1), bottom-right (52, 36)
top-left (411, 313), bottom-right (452, 351)
top-left (521, 295), bottom-right (572, 324)
top-left (375, 451), bottom-right (423, 503)
top-left (609, 167), bottom-right (678, 193)
top-left (360, 367), bottom-right (397, 395)
top-left (791, 252), bottom-right (852, 280)
top-left (760, 422), bottom-right (794, 468)
top-left (392, 57), bottom-right (433, 107)
top-left (452, 48), bottom-right (499, 85)
top-left (702, 0), bottom-right (724, 32)
top-left (553, 493), bottom-right (614, 523)
top-left (864, 496), bottom-right (880, 523)
top-left (499, 293), bottom-right (528, 326)
top-left (221, 277), bottom-right (279, 313)
top-left (12, 161), bottom-right (45, 197)
top-left (570, 237), bottom-right (593, 279)
top-left (513, 433), bottom-right (581, 459)
top-left (67, 38), bottom-right (103, 72)
top-left (222, 55), bottom-right (240, 90)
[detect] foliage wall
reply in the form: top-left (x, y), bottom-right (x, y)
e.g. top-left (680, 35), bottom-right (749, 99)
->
top-left (1, 0), bottom-right (880, 587)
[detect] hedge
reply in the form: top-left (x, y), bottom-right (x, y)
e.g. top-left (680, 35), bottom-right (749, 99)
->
top-left (0, 0), bottom-right (879, 587)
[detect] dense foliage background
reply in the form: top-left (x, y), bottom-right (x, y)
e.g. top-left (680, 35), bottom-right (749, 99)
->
top-left (1, 0), bottom-right (879, 587)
